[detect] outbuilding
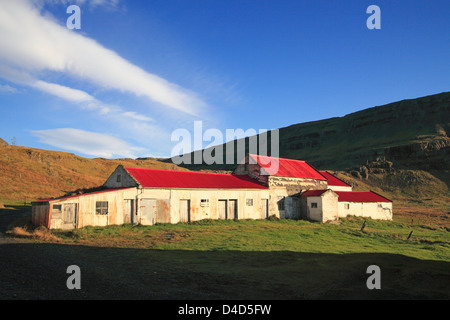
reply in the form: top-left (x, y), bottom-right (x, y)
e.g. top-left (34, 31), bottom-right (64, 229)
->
top-left (32, 154), bottom-right (393, 229)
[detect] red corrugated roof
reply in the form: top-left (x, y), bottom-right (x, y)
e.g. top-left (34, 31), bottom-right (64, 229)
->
top-left (300, 189), bottom-right (392, 203)
top-left (300, 190), bottom-right (328, 197)
top-left (319, 171), bottom-right (351, 187)
top-left (124, 167), bottom-right (268, 189)
top-left (32, 187), bottom-right (135, 203)
top-left (249, 154), bottom-right (326, 180)
top-left (334, 191), bottom-right (392, 203)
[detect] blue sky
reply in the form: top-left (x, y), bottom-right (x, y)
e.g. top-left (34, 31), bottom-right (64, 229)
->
top-left (0, 0), bottom-right (449, 158)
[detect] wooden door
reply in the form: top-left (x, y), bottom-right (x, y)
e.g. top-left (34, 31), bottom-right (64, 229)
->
top-left (218, 200), bottom-right (227, 219)
top-left (124, 199), bottom-right (136, 224)
top-left (261, 199), bottom-right (268, 219)
top-left (62, 203), bottom-right (77, 229)
top-left (141, 199), bottom-right (156, 225)
top-left (179, 200), bottom-right (190, 223)
top-left (228, 199), bottom-right (237, 220)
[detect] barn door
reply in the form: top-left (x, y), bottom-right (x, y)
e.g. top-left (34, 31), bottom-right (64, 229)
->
top-left (228, 199), bottom-right (237, 220)
top-left (218, 200), bottom-right (227, 219)
top-left (179, 200), bottom-right (190, 223)
top-left (141, 199), bottom-right (157, 225)
top-left (124, 199), bottom-right (136, 224)
top-left (261, 199), bottom-right (268, 219)
top-left (62, 203), bottom-right (77, 229)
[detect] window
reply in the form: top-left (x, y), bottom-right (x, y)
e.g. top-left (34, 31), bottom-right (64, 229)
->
top-left (96, 201), bottom-right (109, 215)
top-left (311, 202), bottom-right (318, 209)
top-left (200, 199), bottom-right (209, 207)
top-left (246, 199), bottom-right (253, 206)
top-left (117, 174), bottom-right (121, 183)
top-left (52, 204), bottom-right (62, 211)
top-left (345, 204), bottom-right (350, 210)
top-left (378, 204), bottom-right (383, 208)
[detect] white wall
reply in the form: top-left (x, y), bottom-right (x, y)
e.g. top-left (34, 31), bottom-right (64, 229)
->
top-left (328, 185), bottom-right (353, 192)
top-left (139, 188), bottom-right (271, 224)
top-left (338, 201), bottom-right (393, 220)
top-left (49, 188), bottom-right (138, 229)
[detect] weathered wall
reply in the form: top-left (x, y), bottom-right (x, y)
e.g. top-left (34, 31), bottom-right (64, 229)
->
top-left (46, 188), bottom-right (138, 229)
top-left (167, 189), bottom-right (271, 224)
top-left (302, 190), bottom-right (338, 222)
top-left (31, 202), bottom-right (50, 228)
top-left (233, 154), bottom-right (269, 186)
top-left (328, 185), bottom-right (353, 192)
top-left (269, 176), bottom-right (327, 194)
top-left (321, 191), bottom-right (339, 222)
top-left (305, 196), bottom-right (323, 222)
top-left (338, 201), bottom-right (393, 220)
top-left (268, 176), bottom-right (327, 219)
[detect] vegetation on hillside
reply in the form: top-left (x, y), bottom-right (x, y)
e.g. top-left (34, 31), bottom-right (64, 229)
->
top-left (0, 144), bottom-right (186, 203)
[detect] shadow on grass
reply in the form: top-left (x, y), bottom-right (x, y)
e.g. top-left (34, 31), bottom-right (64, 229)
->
top-left (0, 205), bottom-right (32, 233)
top-left (0, 241), bottom-right (448, 300)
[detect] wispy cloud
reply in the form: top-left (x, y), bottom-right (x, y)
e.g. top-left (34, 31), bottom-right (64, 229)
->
top-left (0, 84), bottom-right (18, 94)
top-left (32, 128), bottom-right (145, 158)
top-left (0, 0), bottom-right (207, 115)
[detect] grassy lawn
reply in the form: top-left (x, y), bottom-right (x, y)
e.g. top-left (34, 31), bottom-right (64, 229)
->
top-left (3, 206), bottom-right (449, 299)
top-left (40, 217), bottom-right (449, 262)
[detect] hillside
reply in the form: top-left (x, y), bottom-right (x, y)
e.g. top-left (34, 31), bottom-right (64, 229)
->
top-left (174, 91), bottom-right (450, 171)
top-left (0, 143), bottom-right (186, 203)
top-left (1, 92), bottom-right (449, 213)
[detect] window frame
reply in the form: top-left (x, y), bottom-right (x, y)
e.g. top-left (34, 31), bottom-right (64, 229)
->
top-left (96, 201), bottom-right (109, 215)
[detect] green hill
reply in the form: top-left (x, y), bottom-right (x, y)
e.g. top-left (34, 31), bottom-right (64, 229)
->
top-left (174, 91), bottom-right (450, 171)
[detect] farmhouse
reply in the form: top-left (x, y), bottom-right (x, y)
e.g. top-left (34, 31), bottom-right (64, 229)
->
top-left (32, 154), bottom-right (392, 229)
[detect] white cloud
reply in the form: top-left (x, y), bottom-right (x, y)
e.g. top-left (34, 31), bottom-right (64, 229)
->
top-left (0, 0), bottom-right (207, 115)
top-left (32, 80), bottom-right (96, 103)
top-left (32, 128), bottom-right (145, 158)
top-left (122, 111), bottom-right (153, 122)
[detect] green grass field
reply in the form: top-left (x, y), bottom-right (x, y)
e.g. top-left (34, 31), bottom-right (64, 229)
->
top-left (45, 217), bottom-right (449, 262)
top-left (4, 207), bottom-right (450, 299)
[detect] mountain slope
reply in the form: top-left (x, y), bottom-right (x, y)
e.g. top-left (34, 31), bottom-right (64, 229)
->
top-left (0, 144), bottom-right (186, 203)
top-left (175, 91), bottom-right (450, 171)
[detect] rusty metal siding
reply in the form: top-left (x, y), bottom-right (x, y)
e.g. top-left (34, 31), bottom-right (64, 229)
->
top-left (31, 202), bottom-right (50, 228)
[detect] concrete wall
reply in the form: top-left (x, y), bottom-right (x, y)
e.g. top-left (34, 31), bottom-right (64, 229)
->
top-left (321, 191), bottom-right (339, 222)
top-left (303, 190), bottom-right (339, 222)
top-left (328, 185), bottom-right (353, 192)
top-left (338, 201), bottom-right (393, 220)
top-left (138, 188), bottom-right (271, 224)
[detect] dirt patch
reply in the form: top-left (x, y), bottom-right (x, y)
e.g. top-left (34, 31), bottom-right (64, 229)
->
top-left (394, 206), bottom-right (450, 228)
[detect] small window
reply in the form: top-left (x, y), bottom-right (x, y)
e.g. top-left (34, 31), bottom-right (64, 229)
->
top-left (246, 199), bottom-right (253, 206)
top-left (378, 204), bottom-right (383, 208)
top-left (345, 204), bottom-right (350, 210)
top-left (96, 201), bottom-right (109, 215)
top-left (117, 174), bottom-right (122, 183)
top-left (52, 204), bottom-right (62, 211)
top-left (200, 199), bottom-right (209, 207)
top-left (311, 202), bottom-right (318, 209)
